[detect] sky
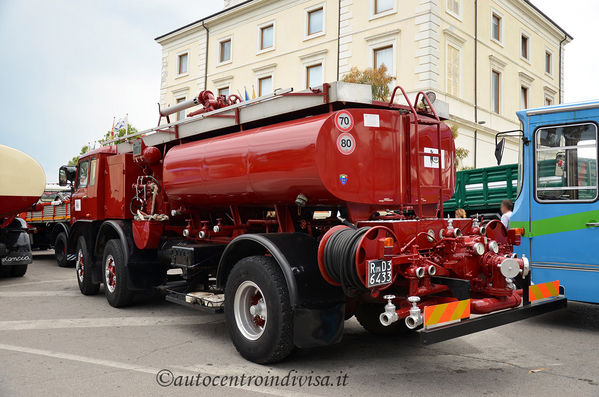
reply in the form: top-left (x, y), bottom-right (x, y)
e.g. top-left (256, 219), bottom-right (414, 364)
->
top-left (0, 0), bottom-right (597, 181)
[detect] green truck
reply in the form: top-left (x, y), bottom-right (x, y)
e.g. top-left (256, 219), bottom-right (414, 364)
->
top-left (444, 163), bottom-right (518, 220)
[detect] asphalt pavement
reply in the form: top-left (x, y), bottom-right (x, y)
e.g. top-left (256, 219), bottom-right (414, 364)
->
top-left (0, 251), bottom-right (598, 396)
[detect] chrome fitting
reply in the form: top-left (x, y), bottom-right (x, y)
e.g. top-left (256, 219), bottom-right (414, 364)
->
top-left (428, 265), bottom-right (437, 276)
top-left (416, 267), bottom-right (426, 278)
top-left (379, 295), bottom-right (399, 327)
top-left (473, 242), bottom-right (485, 255)
top-left (198, 230), bottom-right (206, 239)
top-left (213, 225), bottom-right (220, 233)
top-left (520, 254), bottom-right (530, 277)
top-left (405, 296), bottom-right (423, 329)
top-left (182, 229), bottom-right (190, 237)
top-left (498, 258), bottom-right (520, 278)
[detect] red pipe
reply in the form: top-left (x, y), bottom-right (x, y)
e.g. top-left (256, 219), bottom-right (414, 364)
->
top-left (470, 291), bottom-right (521, 314)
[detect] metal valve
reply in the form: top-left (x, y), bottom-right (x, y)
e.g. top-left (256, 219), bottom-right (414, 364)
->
top-left (405, 296), bottom-right (424, 329)
top-left (379, 294), bottom-right (399, 326)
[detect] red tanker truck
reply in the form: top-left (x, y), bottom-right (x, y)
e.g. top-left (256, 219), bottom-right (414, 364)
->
top-left (58, 82), bottom-right (566, 363)
top-left (0, 144), bottom-right (46, 277)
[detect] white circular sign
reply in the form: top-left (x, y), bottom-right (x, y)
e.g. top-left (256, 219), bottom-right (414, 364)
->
top-left (337, 133), bottom-right (356, 155)
top-left (334, 111), bottom-right (354, 132)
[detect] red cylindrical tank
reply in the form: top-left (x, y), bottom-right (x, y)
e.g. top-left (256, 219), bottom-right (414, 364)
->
top-left (162, 108), bottom-right (455, 208)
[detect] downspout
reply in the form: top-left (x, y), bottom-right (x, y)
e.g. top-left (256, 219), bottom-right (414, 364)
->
top-left (202, 21), bottom-right (209, 91)
top-left (558, 34), bottom-right (567, 103)
top-left (336, 0), bottom-right (341, 81)
top-left (473, 0), bottom-right (478, 168)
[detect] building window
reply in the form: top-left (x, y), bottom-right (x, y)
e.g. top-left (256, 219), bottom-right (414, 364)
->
top-left (218, 87), bottom-right (230, 98)
top-left (491, 70), bottom-right (500, 113)
top-left (447, 44), bottom-right (460, 96)
top-left (219, 39), bottom-right (232, 63)
top-left (521, 34), bottom-right (529, 60)
top-left (374, 0), bottom-right (394, 14)
top-left (491, 13), bottom-right (501, 42)
top-left (447, 0), bottom-right (460, 17)
top-left (306, 63), bottom-right (323, 88)
top-left (260, 24), bottom-right (274, 50)
top-left (521, 86), bottom-right (528, 109)
top-left (545, 51), bottom-right (553, 75)
top-left (535, 123), bottom-right (598, 202)
top-left (374, 45), bottom-right (393, 73)
top-left (307, 7), bottom-right (324, 36)
top-left (258, 76), bottom-right (273, 96)
top-left (178, 53), bottom-right (188, 75)
top-left (176, 97), bottom-right (186, 121)
top-left (545, 96), bottom-right (553, 106)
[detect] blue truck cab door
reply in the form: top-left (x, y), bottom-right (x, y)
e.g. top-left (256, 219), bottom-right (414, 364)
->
top-left (514, 102), bottom-right (599, 303)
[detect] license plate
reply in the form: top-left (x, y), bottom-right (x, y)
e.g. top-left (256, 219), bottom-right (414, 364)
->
top-left (367, 259), bottom-right (392, 288)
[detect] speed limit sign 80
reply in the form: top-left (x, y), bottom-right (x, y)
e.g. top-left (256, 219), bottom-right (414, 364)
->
top-left (334, 110), bottom-right (354, 132)
top-left (336, 133), bottom-right (356, 155)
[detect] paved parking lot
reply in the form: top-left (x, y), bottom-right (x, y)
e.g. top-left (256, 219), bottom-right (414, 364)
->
top-left (1, 251), bottom-right (598, 396)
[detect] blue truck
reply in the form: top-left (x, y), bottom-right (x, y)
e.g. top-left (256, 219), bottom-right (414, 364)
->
top-left (495, 100), bottom-right (599, 303)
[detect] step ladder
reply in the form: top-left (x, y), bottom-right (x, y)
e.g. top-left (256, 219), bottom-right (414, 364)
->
top-left (389, 86), bottom-right (444, 218)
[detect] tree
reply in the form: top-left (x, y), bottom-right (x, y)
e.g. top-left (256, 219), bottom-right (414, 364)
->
top-left (67, 123), bottom-right (138, 166)
top-left (449, 123), bottom-right (470, 170)
top-left (342, 65), bottom-right (394, 101)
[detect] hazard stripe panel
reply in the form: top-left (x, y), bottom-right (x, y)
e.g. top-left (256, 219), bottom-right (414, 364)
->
top-left (424, 299), bottom-right (470, 327)
top-left (529, 280), bottom-right (559, 301)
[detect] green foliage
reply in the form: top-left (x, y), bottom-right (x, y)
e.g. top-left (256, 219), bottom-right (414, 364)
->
top-left (448, 123), bottom-right (470, 170)
top-left (342, 65), bottom-right (394, 101)
top-left (67, 124), bottom-right (138, 166)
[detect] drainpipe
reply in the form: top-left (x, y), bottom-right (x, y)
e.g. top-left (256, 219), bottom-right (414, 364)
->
top-left (202, 21), bottom-right (209, 91)
top-left (558, 34), bottom-right (567, 103)
top-left (336, 0), bottom-right (341, 81)
top-left (473, 0), bottom-right (478, 168)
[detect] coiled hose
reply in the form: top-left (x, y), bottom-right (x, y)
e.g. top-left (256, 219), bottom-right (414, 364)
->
top-left (323, 227), bottom-right (370, 289)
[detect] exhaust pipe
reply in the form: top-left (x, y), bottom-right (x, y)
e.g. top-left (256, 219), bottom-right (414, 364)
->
top-left (405, 296), bottom-right (423, 329)
top-left (379, 295), bottom-right (399, 326)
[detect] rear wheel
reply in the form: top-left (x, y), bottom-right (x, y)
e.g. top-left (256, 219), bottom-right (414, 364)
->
top-left (103, 239), bottom-right (134, 308)
top-left (76, 236), bottom-right (100, 295)
top-left (355, 303), bottom-right (413, 336)
top-left (224, 255), bottom-right (294, 364)
top-left (55, 232), bottom-right (69, 267)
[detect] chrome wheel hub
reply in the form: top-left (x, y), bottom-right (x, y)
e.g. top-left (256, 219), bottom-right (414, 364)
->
top-left (105, 255), bottom-right (116, 293)
top-left (76, 249), bottom-right (84, 283)
top-left (233, 280), bottom-right (267, 340)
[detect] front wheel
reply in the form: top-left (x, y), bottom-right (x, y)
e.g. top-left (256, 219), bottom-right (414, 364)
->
top-left (55, 232), bottom-right (70, 268)
top-left (76, 236), bottom-right (100, 295)
top-left (103, 239), bottom-right (134, 308)
top-left (224, 256), bottom-right (294, 364)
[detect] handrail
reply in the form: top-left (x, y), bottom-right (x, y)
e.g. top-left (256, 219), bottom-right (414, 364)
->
top-left (389, 86), bottom-right (417, 117)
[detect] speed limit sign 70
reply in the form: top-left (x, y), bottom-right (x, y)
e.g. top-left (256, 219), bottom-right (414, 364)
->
top-left (334, 110), bottom-right (354, 132)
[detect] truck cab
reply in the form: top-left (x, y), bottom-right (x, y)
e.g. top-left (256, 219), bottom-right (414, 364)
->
top-left (497, 101), bottom-right (599, 303)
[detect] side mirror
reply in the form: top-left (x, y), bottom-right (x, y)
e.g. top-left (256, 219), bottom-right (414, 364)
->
top-left (495, 137), bottom-right (505, 165)
top-left (59, 165), bottom-right (77, 186)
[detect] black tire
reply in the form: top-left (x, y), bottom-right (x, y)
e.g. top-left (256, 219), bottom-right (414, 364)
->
top-left (355, 303), bottom-right (413, 336)
top-left (224, 255), bottom-right (294, 364)
top-left (55, 232), bottom-right (70, 267)
top-left (0, 266), bottom-right (12, 277)
top-left (75, 236), bottom-right (100, 295)
top-left (9, 264), bottom-right (28, 277)
top-left (103, 239), bottom-right (134, 308)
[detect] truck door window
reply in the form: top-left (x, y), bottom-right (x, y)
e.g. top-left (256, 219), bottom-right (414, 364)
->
top-left (535, 123), bottom-right (598, 202)
top-left (88, 158), bottom-right (97, 186)
top-left (77, 160), bottom-right (89, 189)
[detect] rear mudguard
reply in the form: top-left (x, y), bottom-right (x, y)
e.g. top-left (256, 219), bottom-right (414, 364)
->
top-left (217, 233), bottom-right (345, 348)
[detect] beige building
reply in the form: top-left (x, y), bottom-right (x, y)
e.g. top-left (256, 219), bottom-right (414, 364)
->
top-left (155, 0), bottom-right (571, 168)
